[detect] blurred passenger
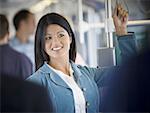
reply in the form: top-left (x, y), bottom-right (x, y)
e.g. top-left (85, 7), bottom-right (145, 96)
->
top-left (0, 14), bottom-right (32, 79)
top-left (102, 50), bottom-right (150, 112)
top-left (27, 4), bottom-right (137, 113)
top-left (1, 74), bottom-right (54, 112)
top-left (9, 9), bottom-right (35, 71)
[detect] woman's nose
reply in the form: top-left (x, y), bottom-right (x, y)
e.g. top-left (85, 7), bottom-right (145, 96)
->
top-left (51, 36), bottom-right (61, 45)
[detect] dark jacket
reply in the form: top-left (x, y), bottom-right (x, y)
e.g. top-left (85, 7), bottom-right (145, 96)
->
top-left (0, 44), bottom-right (32, 79)
top-left (1, 75), bottom-right (54, 112)
top-left (102, 51), bottom-right (150, 112)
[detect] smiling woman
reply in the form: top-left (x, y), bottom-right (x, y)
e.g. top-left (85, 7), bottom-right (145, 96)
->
top-left (34, 13), bottom-right (76, 71)
top-left (27, 7), bottom-right (137, 112)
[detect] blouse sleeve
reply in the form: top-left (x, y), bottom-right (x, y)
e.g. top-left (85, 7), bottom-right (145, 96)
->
top-left (87, 33), bottom-right (137, 88)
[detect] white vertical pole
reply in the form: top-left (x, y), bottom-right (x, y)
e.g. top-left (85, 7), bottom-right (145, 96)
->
top-left (106, 0), bottom-right (116, 65)
top-left (108, 0), bottom-right (113, 48)
top-left (105, 0), bottom-right (109, 47)
top-left (78, 0), bottom-right (84, 44)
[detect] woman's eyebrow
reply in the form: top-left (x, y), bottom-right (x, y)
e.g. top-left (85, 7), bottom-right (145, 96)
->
top-left (57, 31), bottom-right (65, 34)
top-left (45, 31), bottom-right (65, 36)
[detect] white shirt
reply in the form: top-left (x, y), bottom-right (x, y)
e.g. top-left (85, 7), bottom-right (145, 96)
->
top-left (47, 63), bottom-right (86, 113)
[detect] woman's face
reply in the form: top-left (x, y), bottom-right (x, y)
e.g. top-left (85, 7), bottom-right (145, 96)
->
top-left (44, 24), bottom-right (72, 59)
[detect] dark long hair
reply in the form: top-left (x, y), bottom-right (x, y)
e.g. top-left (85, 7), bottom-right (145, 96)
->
top-left (35, 13), bottom-right (77, 70)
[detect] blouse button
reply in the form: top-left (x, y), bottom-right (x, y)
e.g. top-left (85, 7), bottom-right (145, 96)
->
top-left (77, 65), bottom-right (81, 68)
top-left (86, 101), bottom-right (90, 107)
top-left (83, 88), bottom-right (86, 91)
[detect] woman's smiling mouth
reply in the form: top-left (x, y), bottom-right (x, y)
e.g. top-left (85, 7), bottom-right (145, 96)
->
top-left (52, 46), bottom-right (63, 51)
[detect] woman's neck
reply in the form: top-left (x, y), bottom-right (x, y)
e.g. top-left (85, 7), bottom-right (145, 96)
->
top-left (49, 56), bottom-right (71, 76)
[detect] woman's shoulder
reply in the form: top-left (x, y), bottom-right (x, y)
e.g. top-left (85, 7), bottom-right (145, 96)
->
top-left (28, 70), bottom-right (43, 79)
top-left (76, 63), bottom-right (100, 73)
top-left (71, 61), bottom-right (88, 72)
top-left (26, 67), bottom-right (47, 85)
top-left (72, 63), bottom-right (98, 78)
top-left (77, 65), bottom-right (92, 73)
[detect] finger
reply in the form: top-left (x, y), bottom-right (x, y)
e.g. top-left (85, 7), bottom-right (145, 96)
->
top-left (118, 7), bottom-right (124, 19)
top-left (119, 3), bottom-right (124, 10)
top-left (125, 11), bottom-right (129, 18)
top-left (121, 9), bottom-right (126, 19)
top-left (118, 3), bottom-right (122, 11)
top-left (123, 10), bottom-right (128, 18)
top-left (123, 11), bottom-right (129, 23)
top-left (119, 3), bottom-right (128, 16)
top-left (118, 4), bottom-right (128, 18)
top-left (122, 10), bottom-right (126, 17)
top-left (117, 3), bottom-right (123, 17)
top-left (121, 10), bottom-right (127, 22)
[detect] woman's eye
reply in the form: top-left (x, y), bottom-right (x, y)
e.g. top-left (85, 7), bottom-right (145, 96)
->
top-left (58, 34), bottom-right (64, 38)
top-left (45, 36), bottom-right (52, 40)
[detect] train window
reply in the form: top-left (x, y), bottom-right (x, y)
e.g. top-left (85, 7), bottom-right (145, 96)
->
top-left (0, 0), bottom-right (149, 67)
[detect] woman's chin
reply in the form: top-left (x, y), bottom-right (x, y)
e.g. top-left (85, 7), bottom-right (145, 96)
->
top-left (50, 52), bottom-right (68, 59)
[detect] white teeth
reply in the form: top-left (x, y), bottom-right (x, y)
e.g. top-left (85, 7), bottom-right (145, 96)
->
top-left (52, 47), bottom-right (62, 51)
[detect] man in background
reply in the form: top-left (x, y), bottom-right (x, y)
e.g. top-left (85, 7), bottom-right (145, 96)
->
top-left (0, 14), bottom-right (32, 79)
top-left (10, 9), bottom-right (35, 71)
